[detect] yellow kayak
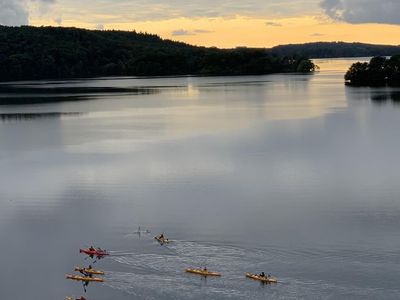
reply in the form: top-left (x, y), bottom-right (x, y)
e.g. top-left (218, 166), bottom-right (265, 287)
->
top-left (66, 274), bottom-right (104, 282)
top-left (245, 273), bottom-right (277, 283)
top-left (74, 266), bottom-right (105, 275)
top-left (185, 268), bottom-right (221, 277)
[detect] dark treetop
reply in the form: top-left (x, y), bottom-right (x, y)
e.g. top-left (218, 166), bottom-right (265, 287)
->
top-left (345, 55), bottom-right (400, 86)
top-left (0, 26), bottom-right (315, 82)
top-left (271, 42), bottom-right (400, 59)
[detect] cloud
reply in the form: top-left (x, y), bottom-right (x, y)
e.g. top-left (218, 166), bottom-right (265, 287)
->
top-left (138, 0), bottom-right (316, 19)
top-left (0, 0), bottom-right (56, 25)
top-left (96, 24), bottom-right (104, 30)
top-left (54, 16), bottom-right (62, 25)
top-left (49, 0), bottom-right (318, 24)
top-left (171, 29), bottom-right (194, 36)
top-left (172, 28), bottom-right (212, 36)
top-left (320, 0), bottom-right (400, 25)
top-left (311, 32), bottom-right (324, 36)
top-left (35, 0), bottom-right (56, 15)
top-left (0, 0), bottom-right (28, 25)
top-left (171, 29), bottom-right (193, 36)
top-left (265, 21), bottom-right (282, 27)
top-left (194, 29), bottom-right (213, 33)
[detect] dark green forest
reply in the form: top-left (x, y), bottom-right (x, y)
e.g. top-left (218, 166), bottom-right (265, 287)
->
top-left (0, 26), bottom-right (315, 81)
top-left (271, 42), bottom-right (400, 58)
top-left (345, 56), bottom-right (400, 86)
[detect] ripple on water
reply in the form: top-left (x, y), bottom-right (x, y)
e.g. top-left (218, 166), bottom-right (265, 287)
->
top-left (102, 239), bottom-right (400, 299)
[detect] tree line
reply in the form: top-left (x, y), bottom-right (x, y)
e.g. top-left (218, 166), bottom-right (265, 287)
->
top-left (0, 26), bottom-right (315, 82)
top-left (271, 42), bottom-right (400, 59)
top-left (345, 56), bottom-right (400, 86)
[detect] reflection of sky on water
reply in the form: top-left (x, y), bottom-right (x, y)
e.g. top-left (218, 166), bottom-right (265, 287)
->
top-left (1, 59), bottom-right (400, 299)
top-left (0, 63), bottom-right (352, 151)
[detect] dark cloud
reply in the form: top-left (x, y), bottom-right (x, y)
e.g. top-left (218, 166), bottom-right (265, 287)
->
top-left (311, 32), bottom-right (325, 36)
top-left (321, 0), bottom-right (400, 25)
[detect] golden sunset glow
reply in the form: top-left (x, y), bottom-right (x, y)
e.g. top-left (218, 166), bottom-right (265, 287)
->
top-left (29, 15), bottom-right (400, 48)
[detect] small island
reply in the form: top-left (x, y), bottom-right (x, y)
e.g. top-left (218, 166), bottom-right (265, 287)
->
top-left (0, 26), bottom-right (315, 82)
top-left (345, 56), bottom-right (400, 86)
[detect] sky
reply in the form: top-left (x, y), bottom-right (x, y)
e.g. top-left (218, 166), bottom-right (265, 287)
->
top-left (0, 0), bottom-right (399, 48)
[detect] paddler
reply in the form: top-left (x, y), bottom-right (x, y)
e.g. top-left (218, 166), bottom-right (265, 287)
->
top-left (259, 272), bottom-right (266, 278)
top-left (79, 265), bottom-right (93, 277)
top-left (86, 265), bottom-right (93, 277)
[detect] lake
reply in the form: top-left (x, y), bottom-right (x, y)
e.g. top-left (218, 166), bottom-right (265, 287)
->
top-left (1, 58), bottom-right (400, 299)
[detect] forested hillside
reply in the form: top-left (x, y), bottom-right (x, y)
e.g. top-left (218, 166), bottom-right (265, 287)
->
top-left (0, 26), bottom-right (315, 81)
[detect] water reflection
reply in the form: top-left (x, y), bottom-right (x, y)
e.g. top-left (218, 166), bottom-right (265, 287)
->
top-left (371, 91), bottom-right (400, 105)
top-left (345, 86), bottom-right (400, 106)
top-left (0, 112), bottom-right (83, 122)
top-left (1, 59), bottom-right (400, 300)
top-left (0, 95), bottom-right (93, 105)
top-left (0, 84), bottom-right (160, 105)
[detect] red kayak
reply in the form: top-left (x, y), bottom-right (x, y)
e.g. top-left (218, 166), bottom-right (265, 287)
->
top-left (80, 248), bottom-right (109, 258)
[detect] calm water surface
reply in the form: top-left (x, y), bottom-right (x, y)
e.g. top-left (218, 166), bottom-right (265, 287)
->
top-left (1, 58), bottom-right (400, 299)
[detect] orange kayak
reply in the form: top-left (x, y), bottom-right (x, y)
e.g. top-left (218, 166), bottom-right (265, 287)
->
top-left (66, 274), bottom-right (104, 282)
top-left (74, 267), bottom-right (105, 275)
